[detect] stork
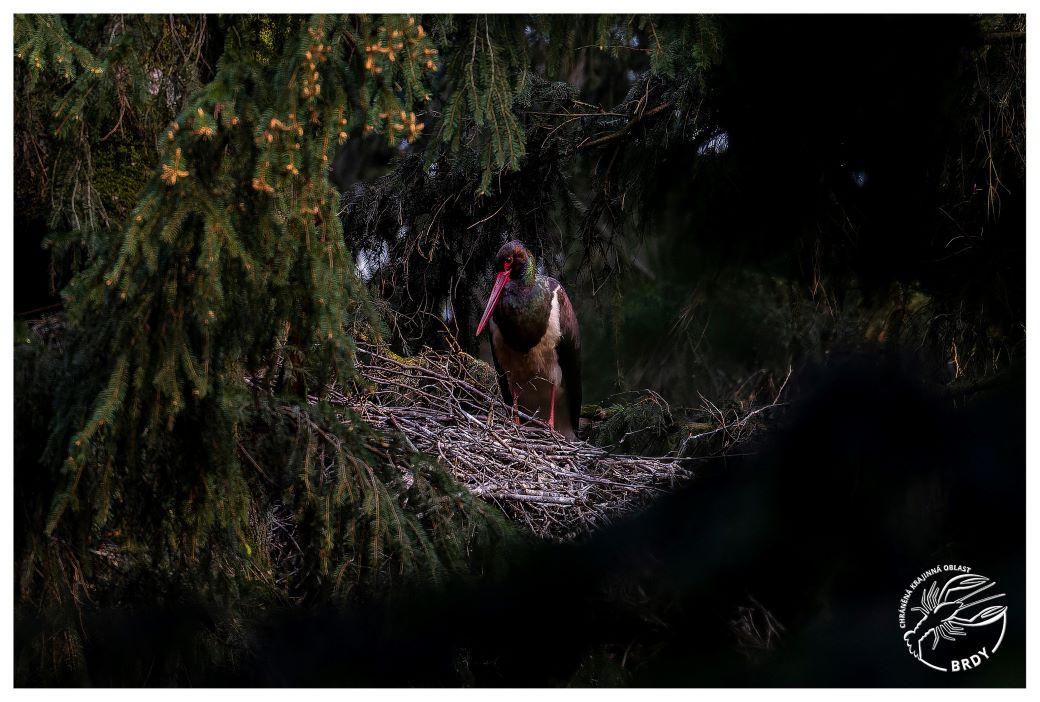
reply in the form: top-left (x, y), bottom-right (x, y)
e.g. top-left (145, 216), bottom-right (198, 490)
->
top-left (475, 241), bottom-right (581, 439)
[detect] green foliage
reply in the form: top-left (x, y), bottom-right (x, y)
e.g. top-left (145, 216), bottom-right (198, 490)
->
top-left (13, 14), bottom-right (519, 683)
top-left (31, 11), bottom-right (443, 537)
top-left (15, 15), bottom-right (208, 267)
top-left (634, 15), bottom-right (721, 80)
top-left (15, 14), bottom-right (100, 87)
top-left (89, 140), bottom-right (153, 219)
top-left (432, 16), bottom-right (529, 195)
top-left (585, 393), bottom-right (677, 456)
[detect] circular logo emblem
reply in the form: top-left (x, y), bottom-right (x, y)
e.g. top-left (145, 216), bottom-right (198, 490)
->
top-left (898, 565), bottom-right (1007, 672)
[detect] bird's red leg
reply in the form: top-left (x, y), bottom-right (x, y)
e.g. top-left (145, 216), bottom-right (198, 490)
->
top-left (548, 383), bottom-right (556, 430)
top-left (510, 383), bottom-right (520, 425)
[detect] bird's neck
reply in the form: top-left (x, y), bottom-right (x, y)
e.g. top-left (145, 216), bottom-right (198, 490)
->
top-left (503, 277), bottom-right (543, 309)
top-left (513, 258), bottom-right (536, 288)
top-left (504, 263), bottom-right (543, 311)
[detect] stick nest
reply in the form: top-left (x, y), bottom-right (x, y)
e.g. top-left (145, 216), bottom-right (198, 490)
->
top-left (328, 344), bottom-right (704, 541)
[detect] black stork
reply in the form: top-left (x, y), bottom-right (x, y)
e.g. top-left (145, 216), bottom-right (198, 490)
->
top-left (475, 241), bottom-right (581, 438)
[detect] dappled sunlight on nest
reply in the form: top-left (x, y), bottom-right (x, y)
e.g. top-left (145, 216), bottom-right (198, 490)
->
top-left (321, 343), bottom-right (781, 541)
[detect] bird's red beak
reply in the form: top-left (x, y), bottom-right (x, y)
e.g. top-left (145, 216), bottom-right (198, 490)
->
top-left (476, 270), bottom-right (510, 336)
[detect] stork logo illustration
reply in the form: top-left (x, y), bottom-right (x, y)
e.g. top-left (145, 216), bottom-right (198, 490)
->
top-left (898, 566), bottom-right (1007, 672)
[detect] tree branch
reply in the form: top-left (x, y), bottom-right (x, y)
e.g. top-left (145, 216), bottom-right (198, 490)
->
top-left (575, 100), bottom-right (673, 153)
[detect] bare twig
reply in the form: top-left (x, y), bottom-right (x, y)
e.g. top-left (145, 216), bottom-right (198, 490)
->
top-left (327, 344), bottom-right (697, 540)
top-left (255, 342), bottom-right (772, 541)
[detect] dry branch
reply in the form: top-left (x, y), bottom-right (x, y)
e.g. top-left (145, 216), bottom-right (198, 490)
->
top-left (314, 344), bottom-right (761, 541)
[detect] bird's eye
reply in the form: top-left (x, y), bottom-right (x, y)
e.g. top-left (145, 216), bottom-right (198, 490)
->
top-left (504, 256), bottom-right (513, 269)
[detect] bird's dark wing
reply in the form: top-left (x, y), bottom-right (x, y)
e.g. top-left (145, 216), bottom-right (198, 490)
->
top-left (552, 281), bottom-right (582, 431)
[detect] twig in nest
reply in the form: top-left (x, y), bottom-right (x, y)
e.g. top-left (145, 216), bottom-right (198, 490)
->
top-left (323, 344), bottom-right (705, 541)
top-left (289, 344), bottom-right (774, 541)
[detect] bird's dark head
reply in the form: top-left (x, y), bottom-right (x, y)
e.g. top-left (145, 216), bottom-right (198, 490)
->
top-left (476, 240), bottom-right (535, 336)
top-left (494, 240), bottom-right (534, 280)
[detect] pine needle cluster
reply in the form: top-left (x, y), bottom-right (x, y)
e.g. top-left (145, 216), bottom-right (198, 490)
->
top-left (14, 14), bottom-right (516, 682)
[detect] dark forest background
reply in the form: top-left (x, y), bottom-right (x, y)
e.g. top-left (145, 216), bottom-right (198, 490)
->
top-left (12, 14), bottom-right (1025, 686)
